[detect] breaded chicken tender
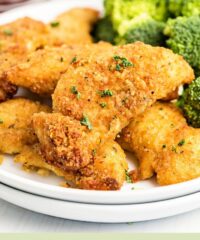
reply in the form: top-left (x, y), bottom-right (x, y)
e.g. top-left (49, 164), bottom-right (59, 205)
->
top-left (33, 42), bottom-right (194, 172)
top-left (5, 42), bottom-right (111, 95)
top-left (0, 17), bottom-right (49, 101)
top-left (15, 141), bottom-right (127, 190)
top-left (48, 8), bottom-right (99, 46)
top-left (0, 98), bottom-right (50, 154)
top-left (0, 9), bottom-right (99, 100)
top-left (118, 102), bottom-right (200, 185)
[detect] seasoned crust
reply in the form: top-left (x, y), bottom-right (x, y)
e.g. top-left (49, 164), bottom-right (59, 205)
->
top-left (14, 141), bottom-right (127, 190)
top-left (5, 42), bottom-right (111, 96)
top-left (32, 113), bottom-right (101, 170)
top-left (118, 102), bottom-right (200, 185)
top-left (0, 98), bottom-right (50, 154)
top-left (118, 102), bottom-right (187, 180)
top-left (0, 17), bottom-right (49, 101)
top-left (38, 42), bottom-right (193, 171)
top-left (48, 8), bottom-right (99, 46)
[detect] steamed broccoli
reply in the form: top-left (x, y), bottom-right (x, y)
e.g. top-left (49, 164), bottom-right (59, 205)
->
top-left (116, 15), bottom-right (165, 46)
top-left (104, 0), bottom-right (168, 31)
top-left (177, 77), bottom-right (200, 128)
top-left (164, 15), bottom-right (200, 76)
top-left (92, 17), bottom-right (116, 44)
top-left (168, 0), bottom-right (185, 17)
top-left (168, 0), bottom-right (200, 17)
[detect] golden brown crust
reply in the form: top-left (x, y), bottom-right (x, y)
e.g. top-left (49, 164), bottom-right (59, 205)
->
top-left (32, 113), bottom-right (99, 170)
top-left (5, 42), bottom-right (111, 95)
top-left (48, 8), bottom-right (99, 46)
top-left (15, 141), bottom-right (127, 190)
top-left (0, 98), bottom-right (50, 154)
top-left (0, 8), bottom-right (99, 100)
top-left (118, 102), bottom-right (200, 185)
top-left (0, 17), bottom-right (49, 101)
top-left (37, 42), bottom-right (193, 172)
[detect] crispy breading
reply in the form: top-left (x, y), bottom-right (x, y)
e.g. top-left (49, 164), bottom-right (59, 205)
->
top-left (48, 8), bottom-right (99, 46)
top-left (5, 42), bottom-right (111, 95)
top-left (118, 102), bottom-right (200, 185)
top-left (15, 141), bottom-right (127, 190)
top-left (14, 144), bottom-right (76, 181)
top-left (0, 9), bottom-right (99, 100)
top-left (0, 17), bottom-right (49, 101)
top-left (33, 42), bottom-right (194, 171)
top-left (0, 98), bottom-right (50, 154)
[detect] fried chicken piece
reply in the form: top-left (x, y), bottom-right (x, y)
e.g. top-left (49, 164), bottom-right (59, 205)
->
top-left (0, 98), bottom-right (50, 154)
top-left (118, 102), bottom-right (200, 185)
top-left (0, 8), bottom-right (98, 101)
top-left (33, 42), bottom-right (194, 171)
top-left (48, 8), bottom-right (99, 46)
top-left (15, 141), bottom-right (127, 190)
top-left (0, 17), bottom-right (49, 101)
top-left (5, 42), bottom-right (111, 96)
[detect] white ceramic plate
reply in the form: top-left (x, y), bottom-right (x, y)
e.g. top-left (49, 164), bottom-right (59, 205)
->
top-left (1, 182), bottom-right (200, 223)
top-left (0, 0), bottom-right (200, 205)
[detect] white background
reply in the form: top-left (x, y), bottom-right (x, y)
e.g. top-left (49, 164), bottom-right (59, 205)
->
top-left (0, 199), bottom-right (200, 232)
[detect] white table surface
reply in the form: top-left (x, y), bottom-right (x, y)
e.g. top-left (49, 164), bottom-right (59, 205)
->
top-left (0, 198), bottom-right (200, 233)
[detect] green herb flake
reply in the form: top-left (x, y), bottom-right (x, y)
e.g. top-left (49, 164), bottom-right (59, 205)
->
top-left (99, 89), bottom-right (113, 97)
top-left (50, 21), bottom-right (60, 27)
top-left (70, 86), bottom-right (81, 99)
top-left (3, 29), bottom-right (13, 36)
top-left (80, 115), bottom-right (92, 130)
top-left (92, 149), bottom-right (97, 156)
top-left (172, 146), bottom-right (177, 153)
top-left (0, 119), bottom-right (3, 124)
top-left (178, 139), bottom-right (185, 147)
top-left (71, 56), bottom-right (77, 64)
top-left (99, 102), bottom-right (107, 108)
top-left (125, 170), bottom-right (132, 183)
top-left (60, 57), bottom-right (64, 62)
top-left (113, 55), bottom-right (134, 71)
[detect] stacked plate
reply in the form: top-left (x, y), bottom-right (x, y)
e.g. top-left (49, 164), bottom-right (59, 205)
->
top-left (0, 0), bottom-right (200, 223)
top-left (1, 154), bottom-right (200, 223)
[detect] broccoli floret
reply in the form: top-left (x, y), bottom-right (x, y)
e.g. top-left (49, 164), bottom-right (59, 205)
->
top-left (168, 0), bottom-right (185, 17)
top-left (181, 0), bottom-right (200, 17)
top-left (177, 77), bottom-right (200, 128)
top-left (168, 0), bottom-right (200, 17)
top-left (104, 0), bottom-right (168, 31)
top-left (164, 16), bottom-right (200, 76)
top-left (116, 15), bottom-right (165, 46)
top-left (92, 17), bottom-right (116, 44)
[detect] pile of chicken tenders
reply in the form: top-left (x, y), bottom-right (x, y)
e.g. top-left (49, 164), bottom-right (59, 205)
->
top-left (0, 7), bottom-right (198, 190)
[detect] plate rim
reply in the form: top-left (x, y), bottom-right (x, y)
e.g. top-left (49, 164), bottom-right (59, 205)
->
top-left (1, 182), bottom-right (200, 223)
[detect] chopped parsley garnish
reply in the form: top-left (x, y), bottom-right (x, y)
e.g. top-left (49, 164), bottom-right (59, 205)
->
top-left (125, 170), bottom-right (132, 183)
top-left (172, 146), bottom-right (177, 153)
top-left (50, 21), bottom-right (60, 27)
top-left (99, 102), bottom-right (107, 108)
top-left (178, 139), bottom-right (185, 147)
top-left (71, 56), bottom-right (77, 64)
top-left (3, 29), bottom-right (13, 36)
top-left (70, 86), bottom-right (81, 99)
top-left (162, 144), bottom-right (166, 149)
top-left (60, 57), bottom-right (64, 62)
top-left (80, 115), bottom-right (92, 130)
top-left (0, 119), bottom-right (3, 124)
top-left (98, 89), bottom-right (113, 97)
top-left (113, 55), bottom-right (134, 71)
top-left (92, 149), bottom-right (97, 156)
